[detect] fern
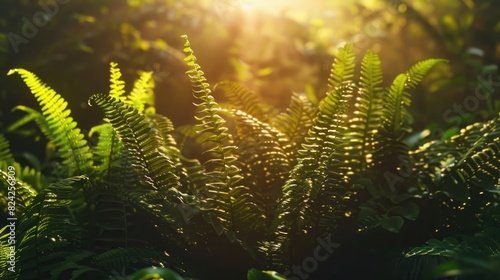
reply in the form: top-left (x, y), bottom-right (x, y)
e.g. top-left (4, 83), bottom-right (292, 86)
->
top-left (87, 94), bottom-right (189, 268)
top-left (88, 123), bottom-right (123, 180)
top-left (0, 136), bottom-right (39, 216)
top-left (127, 71), bottom-right (155, 114)
top-left (7, 176), bottom-right (89, 280)
top-left (7, 69), bottom-right (93, 176)
top-left (109, 61), bottom-right (126, 100)
top-left (2, 40), bottom-right (498, 280)
top-left (9, 105), bottom-right (51, 144)
top-left (89, 92), bottom-right (194, 274)
top-left (412, 114), bottom-right (500, 200)
top-left (273, 44), bottom-right (356, 253)
top-left (228, 109), bottom-right (290, 229)
top-left (216, 81), bottom-right (269, 123)
top-left (402, 227), bottom-right (500, 279)
top-left (182, 35), bottom-right (264, 246)
top-left (146, 113), bottom-right (192, 194)
top-left (371, 59), bottom-right (445, 191)
top-left (381, 58), bottom-right (445, 140)
top-left (328, 43), bottom-right (356, 89)
top-left (0, 135), bottom-right (14, 164)
top-left (88, 94), bottom-right (183, 206)
top-left (0, 169), bottom-right (37, 218)
top-left (272, 93), bottom-right (316, 163)
top-left (48, 250), bottom-right (104, 279)
top-left (406, 59), bottom-right (447, 90)
top-left (347, 50), bottom-right (384, 173)
top-left (405, 227), bottom-right (500, 258)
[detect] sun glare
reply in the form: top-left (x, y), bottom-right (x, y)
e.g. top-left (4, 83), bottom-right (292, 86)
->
top-left (238, 0), bottom-right (299, 14)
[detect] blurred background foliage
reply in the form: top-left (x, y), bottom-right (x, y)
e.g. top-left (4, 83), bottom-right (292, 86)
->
top-left (0, 0), bottom-right (499, 160)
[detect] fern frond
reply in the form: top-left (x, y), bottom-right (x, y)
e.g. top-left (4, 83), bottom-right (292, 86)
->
top-left (440, 140), bottom-right (500, 202)
top-left (127, 71), bottom-right (155, 114)
top-left (347, 50), bottom-right (384, 173)
top-left (89, 94), bottom-right (183, 205)
top-left (15, 164), bottom-right (43, 193)
top-left (0, 168), bottom-right (37, 217)
top-left (405, 58), bottom-right (447, 90)
top-left (0, 235), bottom-right (13, 280)
top-left (216, 81), bottom-right (269, 123)
top-left (405, 227), bottom-right (500, 258)
top-left (90, 189), bottom-right (148, 252)
top-left (12, 176), bottom-right (89, 279)
top-left (10, 105), bottom-right (51, 141)
top-left (272, 93), bottom-right (316, 163)
top-left (274, 44), bottom-right (355, 240)
top-left (146, 113), bottom-right (192, 192)
top-left (109, 61), bottom-right (126, 100)
top-left (49, 250), bottom-right (105, 280)
top-left (382, 74), bottom-right (411, 140)
top-left (0, 135), bottom-right (14, 164)
top-left (145, 114), bottom-right (182, 161)
top-left (7, 69), bottom-right (93, 176)
top-left (412, 115), bottom-right (500, 200)
top-left (88, 94), bottom-right (195, 263)
top-left (229, 109), bottom-right (290, 220)
top-left (372, 74), bottom-right (413, 189)
top-left (182, 35), bottom-right (264, 249)
top-left (373, 59), bottom-right (445, 186)
top-left (328, 43), bottom-right (356, 89)
top-left (402, 227), bottom-right (500, 279)
top-left (88, 123), bottom-right (123, 180)
top-left (0, 137), bottom-right (41, 206)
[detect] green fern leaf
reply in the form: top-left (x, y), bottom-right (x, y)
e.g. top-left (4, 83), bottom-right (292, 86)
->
top-left (272, 93), bottom-right (316, 163)
top-left (182, 35), bottom-right (264, 249)
top-left (146, 113), bottom-right (192, 193)
top-left (127, 71), bottom-right (155, 114)
top-left (405, 227), bottom-right (500, 263)
top-left (88, 95), bottom-right (192, 260)
top-left (88, 123), bottom-right (123, 179)
top-left (274, 44), bottom-right (355, 238)
top-left (109, 62), bottom-right (126, 100)
top-left (0, 135), bottom-right (14, 164)
top-left (216, 81), bottom-right (269, 123)
top-left (90, 189), bottom-right (147, 252)
top-left (347, 50), bottom-right (384, 172)
top-left (382, 73), bottom-right (410, 139)
top-left (7, 69), bottom-right (93, 176)
top-left (0, 168), bottom-right (38, 217)
top-left (373, 59), bottom-right (445, 185)
top-left (405, 58), bottom-right (447, 90)
top-left (412, 115), bottom-right (500, 200)
top-left (89, 94), bottom-right (183, 204)
top-left (10, 176), bottom-right (88, 279)
top-left (146, 114), bottom-right (182, 161)
top-left (328, 43), bottom-right (356, 89)
top-left (49, 250), bottom-right (104, 280)
top-left (229, 109), bottom-right (290, 222)
top-left (8, 105), bottom-right (51, 138)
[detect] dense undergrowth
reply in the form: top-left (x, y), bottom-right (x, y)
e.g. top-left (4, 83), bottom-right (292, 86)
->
top-left (0, 36), bottom-right (499, 280)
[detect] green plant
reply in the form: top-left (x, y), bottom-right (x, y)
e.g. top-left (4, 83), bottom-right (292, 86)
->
top-left (0, 35), bottom-right (499, 280)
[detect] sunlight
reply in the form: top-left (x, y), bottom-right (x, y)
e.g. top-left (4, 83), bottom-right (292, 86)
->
top-left (237, 0), bottom-right (302, 14)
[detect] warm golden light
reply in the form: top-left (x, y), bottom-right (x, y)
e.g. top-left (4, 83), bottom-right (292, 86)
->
top-left (238, 0), bottom-right (297, 13)
top-left (233, 0), bottom-right (332, 16)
